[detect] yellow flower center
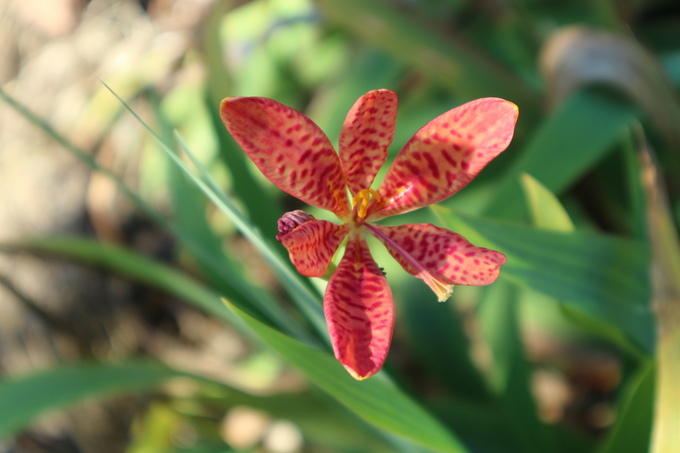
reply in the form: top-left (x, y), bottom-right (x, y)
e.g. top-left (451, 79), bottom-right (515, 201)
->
top-left (351, 189), bottom-right (381, 222)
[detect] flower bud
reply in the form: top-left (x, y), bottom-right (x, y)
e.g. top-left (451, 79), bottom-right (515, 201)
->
top-left (276, 210), bottom-right (315, 242)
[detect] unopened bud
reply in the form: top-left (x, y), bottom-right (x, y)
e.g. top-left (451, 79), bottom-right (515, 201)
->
top-left (276, 210), bottom-right (315, 242)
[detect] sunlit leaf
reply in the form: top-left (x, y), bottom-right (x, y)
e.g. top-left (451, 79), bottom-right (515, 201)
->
top-left (520, 173), bottom-right (574, 232)
top-left (225, 300), bottom-right (469, 453)
top-left (484, 90), bottom-right (638, 220)
top-left (433, 206), bottom-right (655, 354)
top-left (101, 83), bottom-right (328, 344)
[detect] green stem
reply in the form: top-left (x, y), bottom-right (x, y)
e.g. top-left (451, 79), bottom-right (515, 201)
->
top-left (640, 135), bottom-right (680, 453)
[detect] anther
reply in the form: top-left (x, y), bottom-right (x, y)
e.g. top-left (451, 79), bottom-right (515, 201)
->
top-left (351, 189), bottom-right (381, 220)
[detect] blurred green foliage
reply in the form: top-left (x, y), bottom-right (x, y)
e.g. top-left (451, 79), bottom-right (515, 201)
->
top-left (2, 0), bottom-right (680, 452)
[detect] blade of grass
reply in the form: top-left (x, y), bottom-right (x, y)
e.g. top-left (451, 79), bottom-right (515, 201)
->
top-left (200, 1), bottom-right (281, 240)
top-left (148, 91), bottom-right (290, 324)
top-left (173, 129), bottom-right (328, 345)
top-left (433, 206), bottom-right (655, 356)
top-left (0, 87), bottom-right (308, 342)
top-left (225, 300), bottom-right (469, 453)
top-left (2, 237), bottom-right (235, 325)
top-left (98, 82), bottom-right (328, 345)
top-left (598, 360), bottom-right (655, 453)
top-left (0, 361), bottom-right (197, 439)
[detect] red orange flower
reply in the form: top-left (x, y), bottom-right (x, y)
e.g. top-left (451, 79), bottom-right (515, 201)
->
top-left (220, 90), bottom-right (518, 379)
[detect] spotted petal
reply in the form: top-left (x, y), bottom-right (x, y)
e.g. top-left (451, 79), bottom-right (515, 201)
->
top-left (368, 223), bottom-right (506, 298)
top-left (339, 89), bottom-right (397, 196)
top-left (324, 233), bottom-right (394, 380)
top-left (373, 98), bottom-right (518, 219)
top-left (278, 219), bottom-right (349, 277)
top-left (220, 97), bottom-right (350, 217)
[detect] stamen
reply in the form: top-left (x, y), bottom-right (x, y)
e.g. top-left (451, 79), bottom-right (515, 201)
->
top-left (351, 189), bottom-right (382, 220)
top-left (364, 223), bottom-right (453, 301)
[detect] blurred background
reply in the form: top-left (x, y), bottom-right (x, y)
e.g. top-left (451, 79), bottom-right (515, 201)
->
top-left (1, 0), bottom-right (679, 452)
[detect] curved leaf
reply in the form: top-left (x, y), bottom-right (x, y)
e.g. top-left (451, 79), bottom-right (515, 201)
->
top-left (0, 361), bottom-right (190, 439)
top-left (484, 90), bottom-right (638, 220)
top-left (434, 207), bottom-right (655, 355)
top-left (226, 300), bottom-right (468, 453)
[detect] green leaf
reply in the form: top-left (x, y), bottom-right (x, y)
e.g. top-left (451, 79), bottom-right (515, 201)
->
top-left (434, 207), bottom-right (655, 355)
top-left (520, 173), bottom-right (575, 232)
top-left (478, 281), bottom-right (554, 453)
top-left (0, 86), bottom-right (307, 341)
top-left (0, 361), bottom-right (190, 439)
top-left (8, 236), bottom-right (236, 324)
top-left (640, 143), bottom-right (680, 453)
top-left (598, 360), bottom-right (655, 453)
top-left (225, 300), bottom-right (469, 453)
top-left (148, 91), bottom-right (298, 333)
top-left (485, 90), bottom-right (639, 220)
top-left (401, 282), bottom-right (491, 401)
top-left (101, 83), bottom-right (328, 344)
top-left (201, 0), bottom-right (281, 237)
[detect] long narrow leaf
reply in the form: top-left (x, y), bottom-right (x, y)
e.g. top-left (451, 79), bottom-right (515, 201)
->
top-left (225, 300), bottom-right (469, 453)
top-left (434, 206), bottom-right (654, 355)
top-left (484, 90), bottom-right (638, 220)
top-left (598, 360), bottom-right (655, 453)
top-left (641, 142), bottom-right (680, 453)
top-left (100, 82), bottom-right (328, 344)
top-left (0, 361), bottom-right (192, 439)
top-left (176, 131), bottom-right (328, 342)
top-left (148, 92), bottom-right (298, 333)
top-left (0, 87), bottom-right (307, 341)
top-left (5, 237), bottom-right (234, 324)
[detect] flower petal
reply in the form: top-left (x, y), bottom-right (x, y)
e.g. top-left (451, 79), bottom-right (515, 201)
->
top-left (220, 97), bottom-right (350, 217)
top-left (324, 233), bottom-right (394, 380)
top-left (339, 89), bottom-right (397, 195)
top-left (368, 223), bottom-right (506, 296)
top-left (278, 219), bottom-right (349, 277)
top-left (373, 98), bottom-right (518, 219)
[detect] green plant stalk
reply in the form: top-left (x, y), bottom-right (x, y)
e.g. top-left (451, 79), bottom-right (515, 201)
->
top-left (640, 138), bottom-right (680, 453)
